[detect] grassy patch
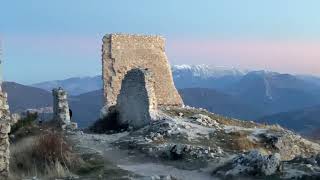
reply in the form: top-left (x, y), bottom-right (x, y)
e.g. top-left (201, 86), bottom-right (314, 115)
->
top-left (76, 153), bottom-right (105, 175)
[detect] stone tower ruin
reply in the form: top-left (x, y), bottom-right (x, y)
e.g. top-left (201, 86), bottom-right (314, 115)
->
top-left (0, 88), bottom-right (11, 179)
top-left (0, 46), bottom-right (11, 179)
top-left (102, 34), bottom-right (183, 110)
top-left (52, 88), bottom-right (71, 129)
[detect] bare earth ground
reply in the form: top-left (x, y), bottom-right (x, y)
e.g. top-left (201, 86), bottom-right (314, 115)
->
top-left (69, 131), bottom-right (218, 180)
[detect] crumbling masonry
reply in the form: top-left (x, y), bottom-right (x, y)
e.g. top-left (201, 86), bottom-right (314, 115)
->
top-left (0, 47), bottom-right (10, 178)
top-left (0, 84), bottom-right (11, 178)
top-left (53, 88), bottom-right (71, 129)
top-left (102, 34), bottom-right (183, 110)
top-left (116, 68), bottom-right (157, 129)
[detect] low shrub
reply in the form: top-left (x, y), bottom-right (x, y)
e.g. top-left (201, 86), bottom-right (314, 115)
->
top-left (10, 112), bottom-right (38, 134)
top-left (32, 131), bottom-right (78, 168)
top-left (10, 131), bottom-right (82, 179)
top-left (89, 107), bottom-right (128, 133)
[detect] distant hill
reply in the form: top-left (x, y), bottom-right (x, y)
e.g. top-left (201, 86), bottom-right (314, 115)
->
top-left (30, 66), bottom-right (320, 114)
top-left (179, 88), bottom-right (263, 120)
top-left (6, 64), bottom-right (320, 130)
top-left (29, 64), bottom-right (249, 95)
top-left (2, 82), bottom-right (52, 112)
top-left (69, 89), bottom-right (104, 128)
top-left (297, 75), bottom-right (320, 87)
top-left (2, 81), bottom-right (103, 128)
top-left (31, 76), bottom-right (102, 96)
top-left (226, 71), bottom-right (320, 115)
top-left (258, 105), bottom-right (320, 133)
top-left (4, 81), bottom-right (320, 132)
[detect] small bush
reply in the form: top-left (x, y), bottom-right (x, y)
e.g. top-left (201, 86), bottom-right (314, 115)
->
top-left (10, 112), bottom-right (38, 134)
top-left (10, 131), bottom-right (82, 179)
top-left (10, 128), bottom-right (105, 179)
top-left (32, 131), bottom-right (77, 168)
top-left (89, 107), bottom-right (128, 133)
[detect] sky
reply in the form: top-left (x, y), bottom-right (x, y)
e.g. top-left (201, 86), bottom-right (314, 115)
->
top-left (1, 0), bottom-right (320, 84)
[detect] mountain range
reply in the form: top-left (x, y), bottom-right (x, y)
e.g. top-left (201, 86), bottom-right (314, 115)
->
top-left (3, 82), bottom-right (103, 128)
top-left (5, 64), bottom-right (320, 133)
top-left (32, 76), bottom-right (102, 96)
top-left (259, 105), bottom-right (320, 134)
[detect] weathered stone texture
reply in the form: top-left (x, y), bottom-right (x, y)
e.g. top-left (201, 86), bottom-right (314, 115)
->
top-left (52, 88), bottom-right (71, 129)
top-left (102, 34), bottom-right (183, 109)
top-left (116, 68), bottom-right (157, 129)
top-left (0, 85), bottom-right (11, 178)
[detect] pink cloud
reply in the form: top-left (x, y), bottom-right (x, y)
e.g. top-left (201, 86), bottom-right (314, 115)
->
top-left (3, 34), bottom-right (320, 76)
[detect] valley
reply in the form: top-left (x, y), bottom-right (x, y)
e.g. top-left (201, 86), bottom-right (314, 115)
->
top-left (7, 64), bottom-right (320, 134)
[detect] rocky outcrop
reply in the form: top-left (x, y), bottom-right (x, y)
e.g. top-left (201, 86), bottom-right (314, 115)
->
top-left (213, 150), bottom-right (282, 177)
top-left (110, 106), bottom-right (320, 179)
top-left (116, 69), bottom-right (157, 129)
top-left (102, 34), bottom-right (183, 110)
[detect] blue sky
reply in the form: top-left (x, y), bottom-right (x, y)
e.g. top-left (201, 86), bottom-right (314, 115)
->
top-left (1, 0), bottom-right (320, 84)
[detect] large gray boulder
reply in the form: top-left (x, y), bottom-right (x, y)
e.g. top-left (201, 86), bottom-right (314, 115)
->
top-left (214, 150), bottom-right (282, 177)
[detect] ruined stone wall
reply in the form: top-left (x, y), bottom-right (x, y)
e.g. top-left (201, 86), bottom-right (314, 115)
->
top-left (0, 86), bottom-right (11, 178)
top-left (52, 88), bottom-right (71, 129)
top-left (102, 34), bottom-right (183, 109)
top-left (116, 68), bottom-right (157, 129)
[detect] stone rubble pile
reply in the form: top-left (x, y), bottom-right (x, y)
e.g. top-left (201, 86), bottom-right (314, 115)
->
top-left (115, 114), bottom-right (224, 162)
top-left (166, 144), bottom-right (224, 160)
top-left (257, 131), bottom-right (320, 160)
top-left (190, 114), bottom-right (221, 129)
top-left (147, 119), bottom-right (179, 140)
top-left (281, 154), bottom-right (320, 179)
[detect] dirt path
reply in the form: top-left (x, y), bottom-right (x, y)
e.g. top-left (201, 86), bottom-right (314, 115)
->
top-left (69, 131), bottom-right (218, 180)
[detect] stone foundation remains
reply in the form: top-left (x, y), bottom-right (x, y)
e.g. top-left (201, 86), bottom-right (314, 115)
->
top-left (0, 85), bottom-right (11, 178)
top-left (102, 34), bottom-right (183, 110)
top-left (52, 88), bottom-right (73, 129)
top-left (116, 68), bottom-right (157, 129)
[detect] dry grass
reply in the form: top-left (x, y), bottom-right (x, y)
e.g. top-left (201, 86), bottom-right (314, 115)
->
top-left (10, 131), bottom-right (82, 179)
top-left (32, 131), bottom-right (78, 168)
top-left (10, 129), bottom-right (106, 179)
top-left (227, 131), bottom-right (258, 151)
top-left (213, 130), bottom-right (259, 152)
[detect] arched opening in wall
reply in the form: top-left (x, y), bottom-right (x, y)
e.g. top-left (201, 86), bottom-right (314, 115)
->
top-left (116, 68), bottom-right (157, 129)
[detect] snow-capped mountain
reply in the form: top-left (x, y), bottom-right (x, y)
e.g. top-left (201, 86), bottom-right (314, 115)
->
top-left (172, 64), bottom-right (249, 79)
top-left (172, 64), bottom-right (249, 90)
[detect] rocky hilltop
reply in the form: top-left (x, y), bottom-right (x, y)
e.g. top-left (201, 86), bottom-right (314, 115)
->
top-left (4, 34), bottom-right (320, 179)
top-left (81, 106), bottom-right (320, 179)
